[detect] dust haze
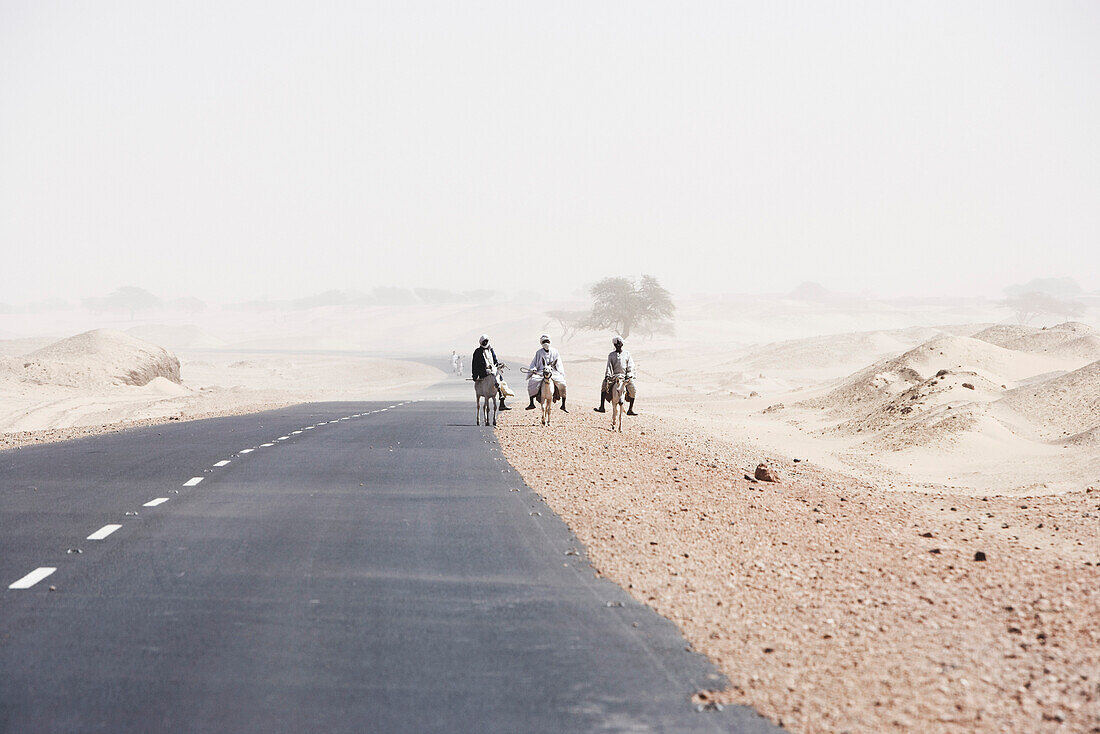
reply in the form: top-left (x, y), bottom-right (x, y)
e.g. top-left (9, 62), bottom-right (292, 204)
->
top-left (2, 4), bottom-right (1099, 730)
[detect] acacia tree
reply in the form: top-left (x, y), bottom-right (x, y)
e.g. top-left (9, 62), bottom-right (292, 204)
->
top-left (544, 309), bottom-right (587, 343)
top-left (82, 286), bottom-right (162, 320)
top-left (582, 275), bottom-right (675, 338)
top-left (1006, 291), bottom-right (1085, 324)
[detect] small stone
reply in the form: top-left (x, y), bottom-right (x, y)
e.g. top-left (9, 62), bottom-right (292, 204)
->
top-left (974, 551), bottom-right (987, 561)
top-left (754, 464), bottom-right (780, 482)
top-left (929, 548), bottom-right (941, 554)
top-left (920, 532), bottom-right (934, 538)
top-left (962, 383), bottom-right (975, 390)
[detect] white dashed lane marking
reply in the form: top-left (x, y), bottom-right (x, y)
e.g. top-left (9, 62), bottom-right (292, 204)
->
top-left (5, 404), bottom-right (413, 593)
top-left (87, 524), bottom-right (122, 541)
top-left (9, 567), bottom-right (56, 590)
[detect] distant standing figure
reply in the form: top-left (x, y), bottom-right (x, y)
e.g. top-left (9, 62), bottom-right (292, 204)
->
top-left (595, 335), bottom-right (637, 415)
top-left (525, 334), bottom-right (568, 412)
top-left (451, 350), bottom-right (460, 375)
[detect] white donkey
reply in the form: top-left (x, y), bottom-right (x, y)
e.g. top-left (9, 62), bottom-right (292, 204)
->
top-left (521, 366), bottom-right (556, 426)
top-left (608, 373), bottom-right (628, 432)
top-left (474, 369), bottom-right (498, 426)
top-left (537, 365), bottom-right (555, 426)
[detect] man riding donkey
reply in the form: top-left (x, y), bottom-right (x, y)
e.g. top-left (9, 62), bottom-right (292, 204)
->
top-left (470, 334), bottom-right (512, 410)
top-left (525, 334), bottom-right (568, 412)
top-left (594, 335), bottom-right (638, 415)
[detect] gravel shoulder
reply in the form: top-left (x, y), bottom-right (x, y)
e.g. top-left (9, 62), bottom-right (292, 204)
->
top-left (495, 405), bottom-right (1100, 732)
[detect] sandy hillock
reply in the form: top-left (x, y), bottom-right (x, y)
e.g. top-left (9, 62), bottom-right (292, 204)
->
top-left (1003, 321), bottom-right (1095, 353)
top-left (996, 359), bottom-right (1100, 441)
top-left (970, 323), bottom-right (1039, 348)
top-left (1049, 334), bottom-right (1100, 361)
top-left (973, 321), bottom-right (1100, 361)
top-left (804, 335), bottom-right (1061, 416)
top-left (12, 329), bottom-right (182, 388)
top-left (797, 334), bottom-right (1090, 452)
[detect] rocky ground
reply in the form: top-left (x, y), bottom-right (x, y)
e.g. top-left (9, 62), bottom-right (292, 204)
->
top-left (495, 406), bottom-right (1100, 733)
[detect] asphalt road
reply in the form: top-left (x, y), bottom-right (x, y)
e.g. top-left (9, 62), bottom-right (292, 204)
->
top-left (0, 392), bottom-right (779, 733)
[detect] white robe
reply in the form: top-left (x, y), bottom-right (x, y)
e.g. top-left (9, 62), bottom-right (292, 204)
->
top-left (527, 347), bottom-right (566, 397)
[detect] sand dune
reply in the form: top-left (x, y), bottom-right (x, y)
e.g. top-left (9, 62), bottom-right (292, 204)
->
top-left (800, 334), bottom-right (1071, 438)
top-left (9, 329), bottom-right (181, 388)
top-left (639, 320), bottom-right (1099, 494)
top-left (997, 359), bottom-right (1100, 441)
top-left (0, 329), bottom-right (445, 445)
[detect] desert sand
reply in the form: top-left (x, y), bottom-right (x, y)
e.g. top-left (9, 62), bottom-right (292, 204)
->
top-left (3, 297), bottom-right (1098, 731)
top-left (0, 328), bottom-right (446, 450)
top-left (495, 314), bottom-right (1099, 732)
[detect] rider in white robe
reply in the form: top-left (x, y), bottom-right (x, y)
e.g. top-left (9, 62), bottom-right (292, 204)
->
top-left (525, 334), bottom-right (568, 412)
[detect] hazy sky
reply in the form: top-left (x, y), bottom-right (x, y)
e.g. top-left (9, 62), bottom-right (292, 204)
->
top-left (2, 1), bottom-right (1098, 304)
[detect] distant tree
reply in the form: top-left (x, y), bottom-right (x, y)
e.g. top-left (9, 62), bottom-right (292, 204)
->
top-left (1005, 291), bottom-right (1084, 324)
top-left (544, 309), bottom-right (587, 343)
top-left (82, 286), bottom-right (162, 319)
top-left (582, 275), bottom-right (675, 339)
